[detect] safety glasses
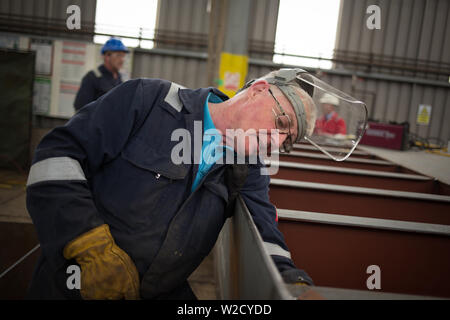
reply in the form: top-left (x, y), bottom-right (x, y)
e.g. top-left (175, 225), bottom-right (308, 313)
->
top-left (268, 89), bottom-right (294, 153)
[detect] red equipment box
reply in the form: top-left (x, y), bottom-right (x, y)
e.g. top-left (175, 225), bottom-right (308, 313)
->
top-left (360, 121), bottom-right (409, 150)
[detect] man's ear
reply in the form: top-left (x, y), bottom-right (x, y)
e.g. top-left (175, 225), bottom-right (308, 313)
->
top-left (247, 80), bottom-right (270, 98)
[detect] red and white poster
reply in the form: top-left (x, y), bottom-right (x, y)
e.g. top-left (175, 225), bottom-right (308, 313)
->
top-left (60, 41), bottom-right (87, 82)
top-left (49, 40), bottom-right (96, 117)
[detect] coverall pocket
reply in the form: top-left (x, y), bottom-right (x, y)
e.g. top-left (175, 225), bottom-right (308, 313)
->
top-left (121, 137), bottom-right (190, 181)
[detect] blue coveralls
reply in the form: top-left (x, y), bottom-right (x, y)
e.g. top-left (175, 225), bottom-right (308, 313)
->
top-left (73, 64), bottom-right (123, 111)
top-left (26, 79), bottom-right (313, 299)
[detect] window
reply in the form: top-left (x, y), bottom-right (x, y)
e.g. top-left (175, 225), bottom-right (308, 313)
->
top-left (94, 0), bottom-right (158, 49)
top-left (274, 0), bottom-right (341, 69)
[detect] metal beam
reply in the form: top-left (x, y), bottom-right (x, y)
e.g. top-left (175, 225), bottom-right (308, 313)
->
top-left (214, 196), bottom-right (292, 299)
top-left (270, 178), bottom-right (450, 203)
top-left (277, 208), bottom-right (450, 236)
top-left (266, 160), bottom-right (432, 181)
top-left (293, 144), bottom-right (370, 156)
top-left (278, 151), bottom-right (393, 165)
top-left (287, 285), bottom-right (445, 300)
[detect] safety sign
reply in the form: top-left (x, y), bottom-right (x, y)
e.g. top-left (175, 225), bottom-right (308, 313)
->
top-left (417, 104), bottom-right (431, 125)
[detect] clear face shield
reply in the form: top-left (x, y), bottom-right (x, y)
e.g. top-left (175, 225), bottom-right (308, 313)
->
top-left (262, 69), bottom-right (368, 161)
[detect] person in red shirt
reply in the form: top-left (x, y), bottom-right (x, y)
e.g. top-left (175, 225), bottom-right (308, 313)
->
top-left (315, 93), bottom-right (347, 135)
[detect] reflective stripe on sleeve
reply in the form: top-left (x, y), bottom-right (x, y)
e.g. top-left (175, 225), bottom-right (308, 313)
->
top-left (27, 157), bottom-right (86, 186)
top-left (264, 241), bottom-right (292, 259)
top-left (164, 82), bottom-right (185, 112)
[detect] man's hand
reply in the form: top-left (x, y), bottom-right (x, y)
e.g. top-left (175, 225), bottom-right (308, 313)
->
top-left (64, 224), bottom-right (140, 300)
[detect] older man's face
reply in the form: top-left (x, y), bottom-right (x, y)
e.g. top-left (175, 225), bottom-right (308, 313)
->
top-left (230, 82), bottom-right (298, 156)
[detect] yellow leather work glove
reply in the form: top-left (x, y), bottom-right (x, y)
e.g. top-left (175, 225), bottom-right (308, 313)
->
top-left (63, 224), bottom-right (140, 300)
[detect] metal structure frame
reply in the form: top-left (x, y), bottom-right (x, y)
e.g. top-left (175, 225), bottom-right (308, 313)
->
top-left (214, 195), bottom-right (447, 299)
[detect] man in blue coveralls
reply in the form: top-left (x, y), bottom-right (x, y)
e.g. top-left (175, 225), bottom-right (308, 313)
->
top-left (73, 38), bottom-right (129, 112)
top-left (26, 69), bottom-right (319, 300)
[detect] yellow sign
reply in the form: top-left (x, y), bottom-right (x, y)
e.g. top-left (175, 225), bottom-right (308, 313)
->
top-left (417, 104), bottom-right (431, 125)
top-left (218, 52), bottom-right (248, 97)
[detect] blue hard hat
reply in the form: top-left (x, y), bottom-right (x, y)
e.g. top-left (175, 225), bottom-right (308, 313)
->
top-left (101, 38), bottom-right (129, 54)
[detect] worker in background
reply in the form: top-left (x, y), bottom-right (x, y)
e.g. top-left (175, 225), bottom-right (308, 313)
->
top-left (73, 38), bottom-right (129, 112)
top-left (26, 69), bottom-right (365, 300)
top-left (315, 93), bottom-right (347, 135)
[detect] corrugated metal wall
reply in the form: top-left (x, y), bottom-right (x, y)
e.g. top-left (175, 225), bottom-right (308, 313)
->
top-left (334, 0), bottom-right (450, 144)
top-left (133, 49), bottom-right (208, 89)
top-left (0, 0), bottom-right (96, 40)
top-left (133, 0), bottom-right (280, 88)
top-left (247, 0), bottom-right (280, 60)
top-left (154, 0), bottom-right (278, 58)
top-left (156, 0), bottom-right (209, 36)
top-left (155, 0), bottom-right (209, 52)
top-left (0, 0), bottom-right (96, 23)
top-left (132, 50), bottom-right (277, 91)
top-left (336, 0), bottom-right (450, 79)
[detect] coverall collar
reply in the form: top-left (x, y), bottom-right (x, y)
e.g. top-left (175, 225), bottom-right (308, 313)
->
top-left (178, 87), bottom-right (228, 114)
top-left (178, 87), bottom-right (229, 187)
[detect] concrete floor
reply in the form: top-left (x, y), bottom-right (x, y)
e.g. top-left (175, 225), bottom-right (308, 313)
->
top-left (0, 169), bottom-right (36, 299)
top-left (0, 170), bottom-right (30, 224)
top-left (358, 145), bottom-right (450, 184)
